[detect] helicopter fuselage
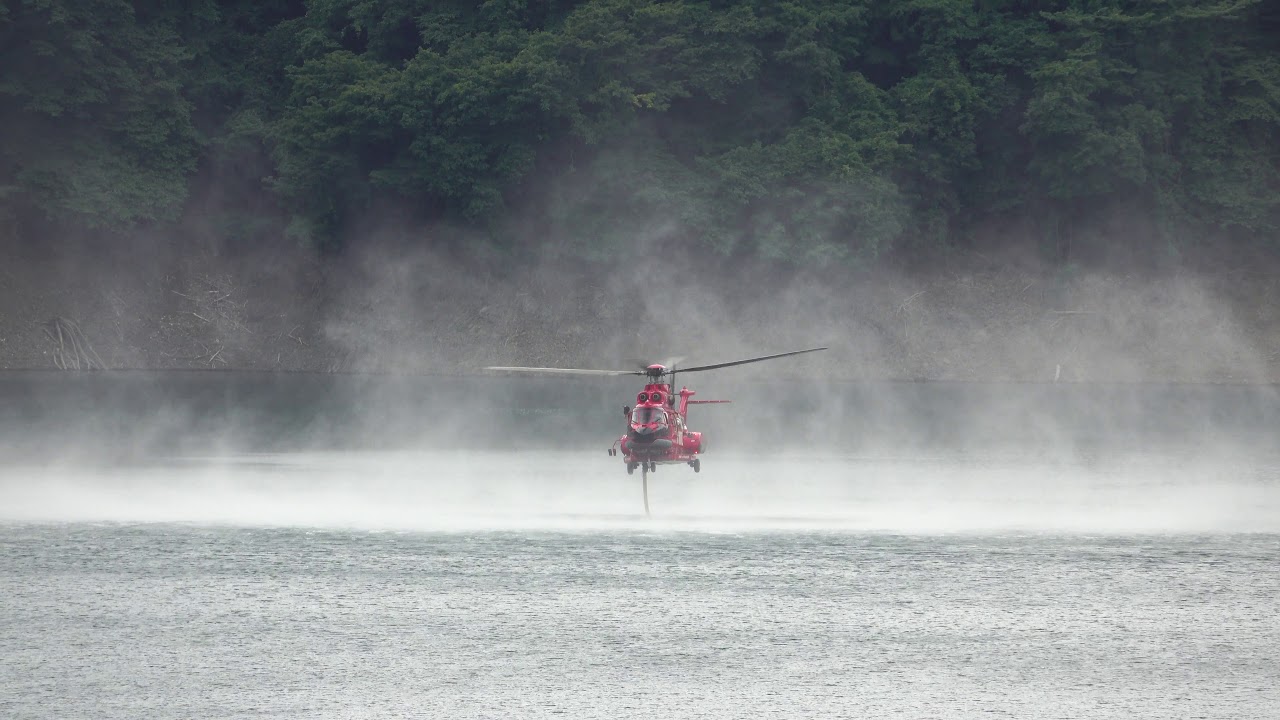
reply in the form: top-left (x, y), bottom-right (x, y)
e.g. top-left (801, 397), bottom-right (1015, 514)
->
top-left (486, 348), bottom-right (825, 484)
top-left (616, 382), bottom-right (707, 471)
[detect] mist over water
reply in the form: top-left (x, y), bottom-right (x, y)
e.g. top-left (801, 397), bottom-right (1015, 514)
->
top-left (5, 379), bottom-right (1280, 719)
top-left (3, 450), bottom-right (1277, 534)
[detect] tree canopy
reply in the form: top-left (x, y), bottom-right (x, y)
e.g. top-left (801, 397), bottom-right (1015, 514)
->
top-left (2, 0), bottom-right (1277, 265)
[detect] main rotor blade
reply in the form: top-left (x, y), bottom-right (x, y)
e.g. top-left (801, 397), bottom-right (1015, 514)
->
top-left (484, 366), bottom-right (642, 376)
top-left (676, 347), bottom-right (828, 374)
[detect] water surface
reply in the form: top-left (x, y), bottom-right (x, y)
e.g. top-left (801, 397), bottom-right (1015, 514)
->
top-left (2, 453), bottom-right (1278, 718)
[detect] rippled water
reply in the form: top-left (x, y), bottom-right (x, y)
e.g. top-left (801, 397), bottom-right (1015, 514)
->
top-left (2, 453), bottom-right (1279, 718)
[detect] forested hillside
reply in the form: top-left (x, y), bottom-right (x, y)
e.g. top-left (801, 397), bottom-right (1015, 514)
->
top-left (2, 0), bottom-right (1278, 267)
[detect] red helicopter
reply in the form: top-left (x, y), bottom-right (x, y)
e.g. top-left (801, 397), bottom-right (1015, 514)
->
top-left (486, 347), bottom-right (827, 513)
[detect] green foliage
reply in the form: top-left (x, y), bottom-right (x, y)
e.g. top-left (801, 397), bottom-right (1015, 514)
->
top-left (272, 50), bottom-right (400, 240)
top-left (0, 0), bottom-right (214, 228)
top-left (544, 137), bottom-right (716, 260)
top-left (550, 0), bottom-right (765, 141)
top-left (2, 0), bottom-right (1278, 263)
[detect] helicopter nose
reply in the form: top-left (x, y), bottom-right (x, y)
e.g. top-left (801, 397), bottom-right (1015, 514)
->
top-left (628, 424), bottom-right (662, 443)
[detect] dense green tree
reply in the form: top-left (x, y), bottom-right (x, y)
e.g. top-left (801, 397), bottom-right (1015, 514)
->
top-left (1, 0), bottom-right (1277, 264)
top-left (1018, 1), bottom-right (1280, 257)
top-left (528, 0), bottom-right (909, 264)
top-left (0, 0), bottom-right (216, 229)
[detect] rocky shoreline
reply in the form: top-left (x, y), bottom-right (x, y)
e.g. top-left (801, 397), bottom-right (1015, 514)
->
top-left (3, 243), bottom-right (1278, 384)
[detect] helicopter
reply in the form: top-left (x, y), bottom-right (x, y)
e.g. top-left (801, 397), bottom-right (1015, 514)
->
top-left (485, 347), bottom-right (827, 514)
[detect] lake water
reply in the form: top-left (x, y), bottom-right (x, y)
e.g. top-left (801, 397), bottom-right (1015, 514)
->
top-left (2, 452), bottom-right (1278, 718)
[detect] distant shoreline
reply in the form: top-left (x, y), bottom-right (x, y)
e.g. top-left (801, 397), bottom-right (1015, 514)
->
top-left (2, 367), bottom-right (1278, 389)
top-left (3, 244), bottom-right (1278, 384)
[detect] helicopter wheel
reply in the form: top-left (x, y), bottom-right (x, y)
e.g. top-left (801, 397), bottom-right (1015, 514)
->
top-left (692, 458), bottom-right (701, 473)
top-left (627, 462), bottom-right (637, 475)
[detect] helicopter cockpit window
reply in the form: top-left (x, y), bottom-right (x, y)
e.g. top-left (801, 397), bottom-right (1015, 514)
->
top-left (631, 407), bottom-right (668, 425)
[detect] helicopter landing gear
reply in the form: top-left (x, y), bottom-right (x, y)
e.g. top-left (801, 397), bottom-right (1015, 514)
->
top-left (689, 458), bottom-right (701, 473)
top-left (627, 462), bottom-right (637, 475)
